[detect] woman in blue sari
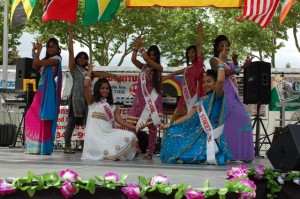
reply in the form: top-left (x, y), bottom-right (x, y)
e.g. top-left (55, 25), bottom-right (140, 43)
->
top-left (160, 47), bottom-right (232, 165)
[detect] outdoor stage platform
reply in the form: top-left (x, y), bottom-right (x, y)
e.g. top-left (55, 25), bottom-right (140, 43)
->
top-left (0, 147), bottom-right (272, 188)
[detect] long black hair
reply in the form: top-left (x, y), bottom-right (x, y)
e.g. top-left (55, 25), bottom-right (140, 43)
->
top-left (205, 69), bottom-right (217, 82)
top-left (185, 45), bottom-right (197, 66)
top-left (213, 35), bottom-right (230, 58)
top-left (44, 38), bottom-right (61, 59)
top-left (93, 78), bottom-right (114, 105)
top-left (147, 45), bottom-right (162, 94)
top-left (75, 51), bottom-right (89, 68)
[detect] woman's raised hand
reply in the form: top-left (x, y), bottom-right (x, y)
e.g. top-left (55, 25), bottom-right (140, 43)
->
top-left (133, 37), bottom-right (144, 49)
top-left (243, 56), bottom-right (254, 69)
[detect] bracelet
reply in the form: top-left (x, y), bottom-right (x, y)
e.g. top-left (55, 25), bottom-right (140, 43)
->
top-left (85, 76), bottom-right (91, 80)
top-left (235, 67), bottom-right (242, 74)
top-left (133, 48), bottom-right (138, 53)
top-left (218, 65), bottom-right (224, 69)
top-left (139, 48), bottom-right (146, 54)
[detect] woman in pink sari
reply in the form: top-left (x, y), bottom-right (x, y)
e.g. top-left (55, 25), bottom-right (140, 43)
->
top-left (127, 38), bottom-right (164, 160)
top-left (163, 22), bottom-right (205, 121)
top-left (24, 38), bottom-right (62, 155)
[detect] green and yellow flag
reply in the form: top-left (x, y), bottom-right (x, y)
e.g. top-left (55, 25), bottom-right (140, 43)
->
top-left (83, 0), bottom-right (120, 27)
top-left (10, 0), bottom-right (36, 27)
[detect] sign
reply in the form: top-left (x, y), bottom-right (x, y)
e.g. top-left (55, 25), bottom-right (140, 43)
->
top-left (55, 106), bottom-right (131, 142)
top-left (269, 76), bottom-right (300, 111)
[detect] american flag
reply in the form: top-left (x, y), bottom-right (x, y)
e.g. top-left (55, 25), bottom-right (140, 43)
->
top-left (280, 0), bottom-right (295, 24)
top-left (237, 0), bottom-right (280, 28)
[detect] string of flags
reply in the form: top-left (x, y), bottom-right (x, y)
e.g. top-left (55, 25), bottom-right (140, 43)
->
top-left (9, 0), bottom-right (296, 28)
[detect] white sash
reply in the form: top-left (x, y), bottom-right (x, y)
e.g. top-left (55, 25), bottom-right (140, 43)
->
top-left (182, 67), bottom-right (198, 113)
top-left (136, 67), bottom-right (161, 131)
top-left (99, 99), bottom-right (115, 128)
top-left (197, 98), bottom-right (224, 165)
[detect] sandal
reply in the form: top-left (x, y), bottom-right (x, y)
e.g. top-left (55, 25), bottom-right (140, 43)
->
top-left (64, 147), bottom-right (75, 154)
top-left (142, 154), bottom-right (152, 160)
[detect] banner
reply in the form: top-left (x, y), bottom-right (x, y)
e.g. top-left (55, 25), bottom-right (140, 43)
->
top-left (42, 0), bottom-right (78, 22)
top-left (83, 0), bottom-right (120, 27)
top-left (269, 76), bottom-right (300, 111)
top-left (55, 106), bottom-right (131, 142)
top-left (126, 0), bottom-right (242, 8)
top-left (10, 0), bottom-right (36, 27)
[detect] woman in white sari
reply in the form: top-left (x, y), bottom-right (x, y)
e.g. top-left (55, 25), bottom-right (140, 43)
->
top-left (81, 64), bottom-right (138, 161)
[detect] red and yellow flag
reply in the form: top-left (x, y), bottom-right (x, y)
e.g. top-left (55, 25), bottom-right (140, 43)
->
top-left (126, 0), bottom-right (242, 8)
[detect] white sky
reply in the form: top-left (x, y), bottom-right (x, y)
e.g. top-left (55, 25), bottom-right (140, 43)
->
top-left (17, 29), bottom-right (300, 69)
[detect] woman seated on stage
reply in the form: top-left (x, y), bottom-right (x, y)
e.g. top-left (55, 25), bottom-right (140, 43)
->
top-left (160, 47), bottom-right (232, 165)
top-left (81, 64), bottom-right (138, 161)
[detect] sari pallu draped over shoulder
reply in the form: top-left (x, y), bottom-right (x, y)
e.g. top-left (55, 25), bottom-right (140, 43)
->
top-left (40, 64), bottom-right (62, 142)
top-left (160, 91), bottom-right (232, 165)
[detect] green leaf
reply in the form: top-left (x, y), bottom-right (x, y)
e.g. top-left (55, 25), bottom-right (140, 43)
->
top-left (204, 179), bottom-right (211, 188)
top-left (27, 188), bottom-right (36, 197)
top-left (27, 171), bottom-right (35, 180)
top-left (138, 176), bottom-right (150, 186)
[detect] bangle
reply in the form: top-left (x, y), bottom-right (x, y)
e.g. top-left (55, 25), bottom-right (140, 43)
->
top-left (85, 76), bottom-right (91, 80)
top-left (133, 48), bottom-right (138, 53)
top-left (139, 48), bottom-right (146, 54)
top-left (218, 65), bottom-right (224, 69)
top-left (32, 52), bottom-right (38, 58)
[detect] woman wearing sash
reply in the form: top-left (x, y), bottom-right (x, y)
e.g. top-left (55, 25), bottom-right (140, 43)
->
top-left (162, 21), bottom-right (205, 121)
top-left (127, 38), bottom-right (164, 160)
top-left (160, 47), bottom-right (232, 165)
top-left (210, 35), bottom-right (254, 162)
top-left (81, 64), bottom-right (137, 161)
top-left (64, 28), bottom-right (122, 154)
top-left (25, 38), bottom-right (62, 155)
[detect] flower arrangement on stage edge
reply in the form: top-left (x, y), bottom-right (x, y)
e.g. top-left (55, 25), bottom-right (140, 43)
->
top-left (0, 165), bottom-right (298, 199)
top-left (227, 165), bottom-right (300, 199)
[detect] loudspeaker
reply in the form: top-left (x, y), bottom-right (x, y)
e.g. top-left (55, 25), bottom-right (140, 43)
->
top-left (267, 124), bottom-right (300, 171)
top-left (243, 61), bottom-right (271, 104)
top-left (15, 58), bottom-right (39, 93)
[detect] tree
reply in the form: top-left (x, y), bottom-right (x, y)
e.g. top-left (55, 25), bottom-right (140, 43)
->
top-left (208, 8), bottom-right (287, 67)
top-left (0, 1), bottom-right (23, 65)
top-left (280, 1), bottom-right (300, 54)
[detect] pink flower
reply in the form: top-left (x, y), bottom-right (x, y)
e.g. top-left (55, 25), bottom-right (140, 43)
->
top-left (59, 169), bottom-right (78, 182)
top-left (239, 179), bottom-right (256, 199)
top-left (121, 183), bottom-right (140, 199)
top-left (254, 165), bottom-right (265, 180)
top-left (104, 172), bottom-right (119, 182)
top-left (227, 165), bottom-right (248, 178)
top-left (60, 181), bottom-right (76, 199)
top-left (149, 174), bottom-right (170, 186)
top-left (0, 180), bottom-right (16, 196)
top-left (185, 189), bottom-right (205, 199)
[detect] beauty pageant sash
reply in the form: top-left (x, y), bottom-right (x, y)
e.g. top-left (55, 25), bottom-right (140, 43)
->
top-left (100, 99), bottom-right (115, 128)
top-left (183, 67), bottom-right (198, 113)
top-left (197, 98), bottom-right (224, 165)
top-left (136, 67), bottom-right (161, 131)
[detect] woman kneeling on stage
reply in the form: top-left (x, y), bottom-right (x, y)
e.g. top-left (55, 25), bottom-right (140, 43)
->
top-left (81, 64), bottom-right (138, 161)
top-left (160, 47), bottom-right (232, 165)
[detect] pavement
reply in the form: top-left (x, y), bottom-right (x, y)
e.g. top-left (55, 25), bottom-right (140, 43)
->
top-left (0, 147), bottom-right (273, 188)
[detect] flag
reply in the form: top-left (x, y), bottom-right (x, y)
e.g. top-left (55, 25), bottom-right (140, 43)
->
top-left (42, 0), bottom-right (78, 22)
top-left (126, 0), bottom-right (242, 8)
top-left (10, 0), bottom-right (36, 27)
top-left (279, 0), bottom-right (294, 25)
top-left (237, 0), bottom-right (280, 28)
top-left (83, 0), bottom-right (120, 26)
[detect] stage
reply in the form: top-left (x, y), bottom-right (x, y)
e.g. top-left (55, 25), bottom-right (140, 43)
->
top-left (0, 147), bottom-right (272, 188)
